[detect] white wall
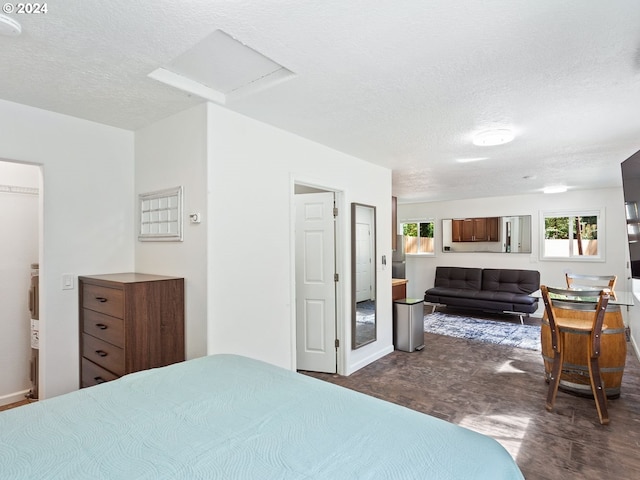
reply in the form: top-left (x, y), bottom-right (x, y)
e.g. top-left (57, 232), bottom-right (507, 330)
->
top-left (629, 281), bottom-right (640, 360)
top-left (206, 103), bottom-right (392, 375)
top-left (398, 187), bottom-right (628, 315)
top-left (0, 99), bottom-right (134, 399)
top-left (0, 162), bottom-right (39, 405)
top-left (135, 104), bottom-right (208, 360)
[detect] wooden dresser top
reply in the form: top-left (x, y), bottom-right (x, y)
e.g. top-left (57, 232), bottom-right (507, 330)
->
top-left (79, 273), bottom-right (182, 284)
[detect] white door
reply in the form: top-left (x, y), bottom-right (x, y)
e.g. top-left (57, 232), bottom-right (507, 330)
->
top-left (355, 223), bottom-right (373, 302)
top-left (354, 206), bottom-right (374, 302)
top-left (295, 192), bottom-right (337, 373)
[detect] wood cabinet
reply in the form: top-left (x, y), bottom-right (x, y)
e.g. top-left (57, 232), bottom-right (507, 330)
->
top-left (452, 217), bottom-right (499, 242)
top-left (486, 216), bottom-right (499, 241)
top-left (392, 278), bottom-right (408, 301)
top-left (79, 273), bottom-right (184, 388)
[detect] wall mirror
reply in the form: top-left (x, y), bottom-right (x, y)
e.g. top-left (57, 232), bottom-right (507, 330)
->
top-left (442, 215), bottom-right (532, 253)
top-left (351, 203), bottom-right (377, 349)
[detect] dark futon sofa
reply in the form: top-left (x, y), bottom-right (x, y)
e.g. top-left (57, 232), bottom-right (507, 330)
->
top-left (424, 266), bottom-right (540, 316)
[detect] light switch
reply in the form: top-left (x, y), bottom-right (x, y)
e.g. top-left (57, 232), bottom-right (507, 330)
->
top-left (62, 274), bottom-right (74, 290)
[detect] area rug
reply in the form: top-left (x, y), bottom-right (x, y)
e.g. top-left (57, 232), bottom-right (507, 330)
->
top-left (423, 311), bottom-right (541, 351)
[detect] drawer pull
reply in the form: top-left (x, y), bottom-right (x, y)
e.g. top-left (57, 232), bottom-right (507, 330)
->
top-left (95, 350), bottom-right (108, 357)
top-left (95, 323), bottom-right (108, 330)
top-left (95, 297), bottom-right (108, 303)
top-left (94, 376), bottom-right (106, 384)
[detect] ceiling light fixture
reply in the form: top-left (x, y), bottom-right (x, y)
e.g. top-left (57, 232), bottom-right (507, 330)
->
top-left (0, 14), bottom-right (21, 36)
top-left (472, 129), bottom-right (515, 147)
top-left (543, 186), bottom-right (568, 194)
top-left (457, 157), bottom-right (488, 163)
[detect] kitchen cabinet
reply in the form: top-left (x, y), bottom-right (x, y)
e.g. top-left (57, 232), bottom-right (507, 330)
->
top-left (452, 217), bottom-right (499, 242)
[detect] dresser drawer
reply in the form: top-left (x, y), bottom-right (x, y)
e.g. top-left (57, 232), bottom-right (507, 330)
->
top-left (82, 309), bottom-right (124, 348)
top-left (82, 333), bottom-right (125, 376)
top-left (82, 283), bottom-right (124, 318)
top-left (81, 357), bottom-right (119, 388)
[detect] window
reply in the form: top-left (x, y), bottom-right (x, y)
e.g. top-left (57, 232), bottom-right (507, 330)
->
top-left (541, 210), bottom-right (603, 260)
top-left (138, 186), bottom-right (183, 242)
top-left (402, 221), bottom-right (435, 255)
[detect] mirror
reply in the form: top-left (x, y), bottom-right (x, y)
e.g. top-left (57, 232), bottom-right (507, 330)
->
top-left (442, 215), bottom-right (532, 253)
top-left (352, 203), bottom-right (377, 349)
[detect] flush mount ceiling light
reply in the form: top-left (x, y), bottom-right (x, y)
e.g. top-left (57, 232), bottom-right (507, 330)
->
top-left (543, 186), bottom-right (568, 194)
top-left (0, 14), bottom-right (21, 36)
top-left (456, 157), bottom-right (488, 163)
top-left (472, 129), bottom-right (515, 147)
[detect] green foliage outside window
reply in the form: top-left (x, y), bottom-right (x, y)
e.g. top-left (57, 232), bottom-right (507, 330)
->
top-left (545, 216), bottom-right (597, 240)
top-left (403, 222), bottom-right (434, 238)
top-left (543, 212), bottom-right (600, 258)
top-left (402, 221), bottom-right (435, 254)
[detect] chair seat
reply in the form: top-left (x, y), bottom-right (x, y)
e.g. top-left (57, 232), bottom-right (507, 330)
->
top-left (556, 316), bottom-right (608, 332)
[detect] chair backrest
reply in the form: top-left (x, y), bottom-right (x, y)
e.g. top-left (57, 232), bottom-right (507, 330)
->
top-left (540, 285), bottom-right (610, 356)
top-left (565, 273), bottom-right (616, 298)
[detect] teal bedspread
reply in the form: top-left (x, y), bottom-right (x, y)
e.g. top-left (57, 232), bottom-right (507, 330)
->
top-left (0, 354), bottom-right (524, 479)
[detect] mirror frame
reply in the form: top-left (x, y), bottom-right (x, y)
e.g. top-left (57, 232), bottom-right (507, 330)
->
top-left (351, 202), bottom-right (377, 349)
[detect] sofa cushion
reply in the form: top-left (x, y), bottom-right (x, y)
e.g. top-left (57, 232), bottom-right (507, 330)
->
top-left (433, 267), bottom-right (482, 290)
top-left (425, 287), bottom-right (481, 303)
top-left (481, 268), bottom-right (540, 295)
top-left (473, 290), bottom-right (537, 306)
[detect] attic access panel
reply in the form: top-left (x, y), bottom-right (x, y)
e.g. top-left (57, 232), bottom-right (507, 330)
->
top-left (148, 29), bottom-right (296, 103)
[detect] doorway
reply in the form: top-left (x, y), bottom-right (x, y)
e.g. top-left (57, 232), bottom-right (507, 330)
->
top-left (0, 160), bottom-right (40, 407)
top-left (293, 184), bottom-right (342, 374)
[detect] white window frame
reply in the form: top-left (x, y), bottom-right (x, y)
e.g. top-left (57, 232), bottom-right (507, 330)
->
top-left (401, 219), bottom-right (436, 257)
top-left (138, 186), bottom-right (184, 242)
top-left (539, 209), bottom-right (605, 262)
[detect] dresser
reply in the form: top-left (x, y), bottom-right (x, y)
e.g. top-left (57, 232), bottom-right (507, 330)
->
top-left (79, 273), bottom-right (185, 388)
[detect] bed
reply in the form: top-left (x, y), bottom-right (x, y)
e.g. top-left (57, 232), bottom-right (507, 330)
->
top-left (0, 354), bottom-right (524, 479)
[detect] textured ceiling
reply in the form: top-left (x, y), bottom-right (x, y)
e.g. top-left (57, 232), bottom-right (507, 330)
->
top-left (1, 0), bottom-right (640, 202)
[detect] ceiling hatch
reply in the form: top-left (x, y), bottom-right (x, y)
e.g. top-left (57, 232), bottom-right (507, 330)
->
top-left (148, 29), bottom-right (296, 104)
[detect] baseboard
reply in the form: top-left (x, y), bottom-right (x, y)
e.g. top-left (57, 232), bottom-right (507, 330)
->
top-left (346, 345), bottom-right (394, 376)
top-left (631, 334), bottom-right (640, 362)
top-left (0, 389), bottom-right (31, 408)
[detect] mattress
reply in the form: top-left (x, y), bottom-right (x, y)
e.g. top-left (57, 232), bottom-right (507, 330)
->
top-left (0, 354), bottom-right (524, 479)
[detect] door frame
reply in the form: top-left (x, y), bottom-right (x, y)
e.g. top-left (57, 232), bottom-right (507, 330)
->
top-left (290, 177), bottom-right (345, 375)
top-left (0, 160), bottom-right (42, 405)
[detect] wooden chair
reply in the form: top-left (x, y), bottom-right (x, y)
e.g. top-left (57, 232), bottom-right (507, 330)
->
top-left (565, 273), bottom-right (617, 299)
top-left (540, 285), bottom-right (611, 424)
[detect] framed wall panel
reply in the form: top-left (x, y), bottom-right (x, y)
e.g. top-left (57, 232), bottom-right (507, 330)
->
top-left (138, 186), bottom-right (183, 242)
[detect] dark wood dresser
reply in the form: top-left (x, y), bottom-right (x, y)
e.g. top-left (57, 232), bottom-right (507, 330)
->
top-left (79, 273), bottom-right (185, 388)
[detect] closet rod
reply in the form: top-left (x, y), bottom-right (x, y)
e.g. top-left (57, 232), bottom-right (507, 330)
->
top-left (0, 185), bottom-right (39, 195)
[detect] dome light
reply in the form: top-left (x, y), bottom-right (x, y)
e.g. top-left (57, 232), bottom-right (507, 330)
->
top-left (0, 15), bottom-right (21, 36)
top-left (472, 129), bottom-right (515, 147)
top-left (543, 186), bottom-right (568, 194)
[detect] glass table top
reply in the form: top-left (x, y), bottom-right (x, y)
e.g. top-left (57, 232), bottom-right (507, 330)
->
top-left (531, 289), bottom-right (634, 306)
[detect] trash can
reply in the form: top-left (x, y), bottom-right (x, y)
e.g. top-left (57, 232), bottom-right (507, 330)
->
top-left (394, 298), bottom-right (425, 352)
